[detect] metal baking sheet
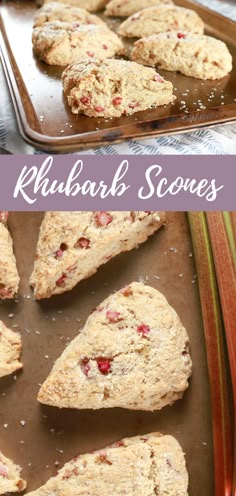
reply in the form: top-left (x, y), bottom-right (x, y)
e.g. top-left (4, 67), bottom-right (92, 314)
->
top-left (0, 0), bottom-right (236, 152)
top-left (0, 212), bottom-right (215, 494)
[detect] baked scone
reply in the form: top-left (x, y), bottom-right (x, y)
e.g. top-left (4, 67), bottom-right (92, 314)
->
top-left (131, 31), bottom-right (233, 80)
top-left (38, 282), bottom-right (192, 410)
top-left (32, 22), bottom-right (124, 65)
top-left (34, 2), bottom-right (107, 27)
top-left (30, 212), bottom-right (165, 299)
top-left (36, 0), bottom-right (109, 12)
top-left (0, 212), bottom-right (20, 299)
top-left (62, 58), bottom-right (175, 117)
top-left (105, 0), bottom-right (173, 17)
top-left (118, 5), bottom-right (204, 38)
top-left (0, 450), bottom-right (26, 494)
top-left (26, 433), bottom-right (188, 496)
top-left (0, 321), bottom-right (23, 378)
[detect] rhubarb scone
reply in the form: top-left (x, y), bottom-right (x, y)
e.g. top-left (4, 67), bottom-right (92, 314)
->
top-left (36, 0), bottom-right (109, 12)
top-left (30, 212), bottom-right (165, 299)
top-left (105, 0), bottom-right (173, 17)
top-left (26, 433), bottom-right (188, 496)
top-left (32, 22), bottom-right (124, 65)
top-left (118, 5), bottom-right (204, 38)
top-left (131, 31), bottom-right (233, 79)
top-left (0, 212), bottom-right (19, 299)
top-left (34, 2), bottom-right (107, 27)
top-left (0, 321), bottom-right (23, 378)
top-left (62, 59), bottom-right (174, 117)
top-left (38, 282), bottom-right (192, 410)
top-left (0, 450), bottom-right (26, 494)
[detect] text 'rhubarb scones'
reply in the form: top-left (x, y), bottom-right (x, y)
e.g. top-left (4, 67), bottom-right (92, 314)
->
top-left (105, 0), bottom-right (174, 17)
top-left (33, 2), bottom-right (107, 27)
top-left (118, 5), bottom-right (204, 38)
top-left (0, 212), bottom-right (19, 299)
top-left (30, 211), bottom-right (165, 299)
top-left (62, 59), bottom-right (174, 117)
top-left (38, 282), bottom-right (192, 410)
top-left (26, 433), bottom-right (188, 496)
top-left (0, 450), bottom-right (26, 495)
top-left (131, 32), bottom-right (233, 80)
top-left (0, 321), bottom-right (23, 378)
top-left (36, 0), bottom-right (109, 12)
top-left (32, 22), bottom-right (124, 65)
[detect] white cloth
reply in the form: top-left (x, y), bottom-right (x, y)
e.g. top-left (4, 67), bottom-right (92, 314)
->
top-left (0, 0), bottom-right (236, 154)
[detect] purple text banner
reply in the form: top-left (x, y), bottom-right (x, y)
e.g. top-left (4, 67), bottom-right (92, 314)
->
top-left (0, 155), bottom-right (235, 211)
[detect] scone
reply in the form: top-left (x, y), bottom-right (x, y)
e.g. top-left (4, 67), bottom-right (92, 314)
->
top-left (0, 450), bottom-right (26, 494)
top-left (34, 2), bottom-right (107, 27)
top-left (0, 212), bottom-right (20, 299)
top-left (0, 321), bottom-right (23, 378)
top-left (38, 282), bottom-right (192, 410)
top-left (30, 212), bottom-right (165, 299)
top-left (105, 0), bottom-right (173, 17)
top-left (131, 31), bottom-right (233, 80)
top-left (26, 433), bottom-right (188, 496)
top-left (36, 0), bottom-right (109, 12)
top-left (62, 58), bottom-right (175, 117)
top-left (32, 22), bottom-right (124, 65)
top-left (118, 5), bottom-right (204, 38)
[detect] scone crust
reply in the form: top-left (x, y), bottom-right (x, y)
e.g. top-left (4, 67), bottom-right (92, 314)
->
top-left (26, 432), bottom-right (188, 496)
top-left (36, 0), bottom-right (109, 12)
top-left (131, 31), bottom-right (233, 80)
top-left (0, 213), bottom-right (20, 299)
top-left (105, 0), bottom-right (173, 17)
top-left (38, 281), bottom-right (192, 411)
top-left (30, 211), bottom-right (166, 298)
top-left (0, 450), bottom-right (26, 494)
top-left (118, 5), bottom-right (204, 38)
top-left (32, 21), bottom-right (124, 65)
top-left (62, 59), bottom-right (174, 117)
top-left (34, 2), bottom-right (107, 27)
top-left (0, 321), bottom-right (23, 378)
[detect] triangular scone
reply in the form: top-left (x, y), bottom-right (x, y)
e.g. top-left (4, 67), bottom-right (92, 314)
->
top-left (30, 211), bottom-right (165, 299)
top-left (0, 450), bottom-right (26, 494)
top-left (38, 282), bottom-right (192, 410)
top-left (0, 212), bottom-right (20, 299)
top-left (26, 432), bottom-right (188, 496)
top-left (0, 321), bottom-right (23, 378)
